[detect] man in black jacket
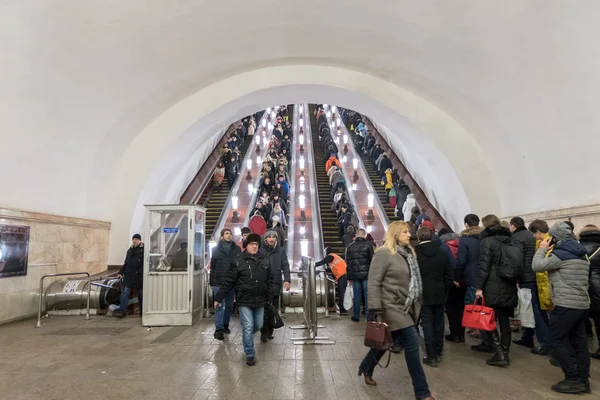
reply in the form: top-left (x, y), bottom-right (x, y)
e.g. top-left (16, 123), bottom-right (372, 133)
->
top-left (116, 234), bottom-right (144, 318)
top-left (510, 216), bottom-right (549, 354)
top-left (259, 230), bottom-right (291, 341)
top-left (415, 227), bottom-right (453, 367)
top-left (210, 228), bottom-right (242, 340)
top-left (214, 234), bottom-right (275, 366)
top-left (345, 228), bottom-right (374, 322)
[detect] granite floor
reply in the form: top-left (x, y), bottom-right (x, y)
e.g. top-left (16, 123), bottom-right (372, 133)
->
top-left (1, 312), bottom-right (600, 399)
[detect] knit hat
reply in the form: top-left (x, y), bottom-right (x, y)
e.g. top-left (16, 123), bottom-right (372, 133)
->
top-left (220, 228), bottom-right (232, 237)
top-left (246, 233), bottom-right (261, 245)
top-left (132, 233), bottom-right (142, 240)
top-left (265, 229), bottom-right (279, 240)
top-left (421, 220), bottom-right (435, 232)
top-left (549, 221), bottom-right (576, 242)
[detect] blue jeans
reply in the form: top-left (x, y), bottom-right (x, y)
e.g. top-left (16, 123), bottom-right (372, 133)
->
top-left (352, 279), bottom-right (368, 320)
top-left (119, 286), bottom-right (143, 315)
top-left (239, 306), bottom-right (264, 358)
top-left (360, 325), bottom-right (431, 398)
top-left (213, 287), bottom-right (235, 331)
top-left (520, 282), bottom-right (550, 347)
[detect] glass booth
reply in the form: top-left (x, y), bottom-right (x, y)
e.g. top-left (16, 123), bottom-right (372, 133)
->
top-left (142, 205), bottom-right (207, 326)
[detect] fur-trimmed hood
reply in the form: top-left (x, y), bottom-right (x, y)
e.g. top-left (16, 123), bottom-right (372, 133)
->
top-left (460, 226), bottom-right (483, 238)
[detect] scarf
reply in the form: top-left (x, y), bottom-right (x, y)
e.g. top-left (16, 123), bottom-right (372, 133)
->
top-left (397, 245), bottom-right (422, 314)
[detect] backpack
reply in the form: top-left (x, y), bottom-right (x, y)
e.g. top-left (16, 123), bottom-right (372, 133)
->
top-left (496, 240), bottom-right (523, 282)
top-left (350, 211), bottom-right (359, 228)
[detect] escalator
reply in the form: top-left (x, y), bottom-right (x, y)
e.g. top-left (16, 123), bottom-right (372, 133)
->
top-left (346, 124), bottom-right (401, 223)
top-left (203, 133), bottom-right (253, 239)
top-left (309, 105), bottom-right (345, 256)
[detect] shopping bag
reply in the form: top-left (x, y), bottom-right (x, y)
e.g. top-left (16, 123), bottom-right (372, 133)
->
top-left (343, 284), bottom-right (353, 311)
top-left (517, 288), bottom-right (535, 328)
top-left (462, 296), bottom-right (497, 331)
top-left (266, 303), bottom-right (285, 329)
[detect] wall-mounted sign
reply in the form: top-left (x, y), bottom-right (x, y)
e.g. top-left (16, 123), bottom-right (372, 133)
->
top-left (0, 225), bottom-right (30, 278)
top-left (163, 228), bottom-right (179, 234)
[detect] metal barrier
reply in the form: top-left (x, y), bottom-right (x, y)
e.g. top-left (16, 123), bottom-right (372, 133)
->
top-left (289, 257), bottom-right (335, 345)
top-left (37, 272), bottom-right (91, 328)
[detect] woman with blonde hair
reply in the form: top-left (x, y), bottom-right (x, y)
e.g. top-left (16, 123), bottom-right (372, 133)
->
top-left (358, 221), bottom-right (434, 400)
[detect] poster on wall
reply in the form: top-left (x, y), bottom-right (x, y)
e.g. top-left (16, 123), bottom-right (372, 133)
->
top-left (0, 225), bottom-right (30, 278)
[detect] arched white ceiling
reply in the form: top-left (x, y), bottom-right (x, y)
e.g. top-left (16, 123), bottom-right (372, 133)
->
top-left (1, 1), bottom-right (600, 263)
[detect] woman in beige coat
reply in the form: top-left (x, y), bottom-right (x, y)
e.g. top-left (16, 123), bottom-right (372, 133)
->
top-left (358, 221), bottom-right (434, 400)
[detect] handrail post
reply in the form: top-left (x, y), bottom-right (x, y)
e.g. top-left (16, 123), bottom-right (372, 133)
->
top-left (37, 271), bottom-right (93, 328)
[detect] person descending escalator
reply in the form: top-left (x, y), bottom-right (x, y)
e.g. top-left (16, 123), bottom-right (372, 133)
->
top-left (213, 162), bottom-right (225, 192)
top-left (316, 247), bottom-right (348, 316)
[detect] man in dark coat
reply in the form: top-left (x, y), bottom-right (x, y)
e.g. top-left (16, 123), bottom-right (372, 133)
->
top-left (214, 234), bottom-right (275, 366)
top-left (210, 228), bottom-right (242, 340)
top-left (116, 234), bottom-right (144, 318)
top-left (476, 215), bottom-right (519, 367)
top-left (259, 230), bottom-right (291, 341)
top-left (415, 227), bottom-right (453, 367)
top-left (578, 225), bottom-right (600, 358)
top-left (510, 216), bottom-right (549, 354)
top-left (345, 228), bottom-right (374, 321)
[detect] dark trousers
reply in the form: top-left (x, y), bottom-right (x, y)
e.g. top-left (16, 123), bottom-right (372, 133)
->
top-left (421, 304), bottom-right (445, 359)
top-left (519, 282), bottom-right (550, 347)
top-left (483, 311), bottom-right (511, 351)
top-left (260, 294), bottom-right (280, 336)
top-left (547, 307), bottom-right (590, 381)
top-left (446, 285), bottom-right (466, 339)
top-left (359, 326), bottom-right (431, 398)
top-left (590, 310), bottom-right (600, 348)
top-left (337, 275), bottom-right (348, 313)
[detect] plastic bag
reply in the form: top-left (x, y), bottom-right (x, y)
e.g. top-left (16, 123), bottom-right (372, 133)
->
top-left (343, 284), bottom-right (354, 311)
top-left (517, 288), bottom-right (535, 328)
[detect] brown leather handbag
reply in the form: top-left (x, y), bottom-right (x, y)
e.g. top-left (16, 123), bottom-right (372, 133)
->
top-left (364, 318), bottom-right (393, 368)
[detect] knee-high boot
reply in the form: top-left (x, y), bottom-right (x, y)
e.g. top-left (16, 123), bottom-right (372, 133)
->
top-left (486, 330), bottom-right (508, 367)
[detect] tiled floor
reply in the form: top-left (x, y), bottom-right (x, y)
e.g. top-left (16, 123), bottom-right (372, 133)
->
top-left (1, 312), bottom-right (600, 399)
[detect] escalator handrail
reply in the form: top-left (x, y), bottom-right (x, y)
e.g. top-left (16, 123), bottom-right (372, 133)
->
top-left (307, 104), bottom-right (326, 261)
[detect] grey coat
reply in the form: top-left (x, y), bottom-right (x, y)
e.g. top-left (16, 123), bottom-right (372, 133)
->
top-left (532, 243), bottom-right (590, 310)
top-left (368, 249), bottom-right (420, 331)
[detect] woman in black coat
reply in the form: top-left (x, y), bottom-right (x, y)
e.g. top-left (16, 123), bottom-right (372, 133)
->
top-left (578, 225), bottom-right (600, 358)
top-left (475, 215), bottom-right (518, 367)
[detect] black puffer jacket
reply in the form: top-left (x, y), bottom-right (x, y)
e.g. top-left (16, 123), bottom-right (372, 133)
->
top-left (511, 226), bottom-right (537, 283)
top-left (209, 240), bottom-right (242, 287)
top-left (119, 244), bottom-right (144, 289)
top-left (259, 244), bottom-right (291, 290)
top-left (214, 251), bottom-right (276, 307)
top-left (476, 226), bottom-right (518, 309)
top-left (579, 229), bottom-right (600, 312)
top-left (345, 237), bottom-right (374, 280)
top-left (415, 241), bottom-right (453, 306)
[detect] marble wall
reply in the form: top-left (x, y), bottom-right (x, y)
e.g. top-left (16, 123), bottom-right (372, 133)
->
top-left (0, 208), bottom-right (110, 324)
top-left (505, 203), bottom-right (600, 235)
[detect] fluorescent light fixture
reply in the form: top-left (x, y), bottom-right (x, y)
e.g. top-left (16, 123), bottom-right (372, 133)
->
top-left (267, 107), bottom-right (272, 114)
top-left (255, 134), bottom-right (260, 145)
top-left (323, 104), bottom-right (328, 109)
top-left (234, 227), bottom-right (241, 236)
top-left (366, 225), bottom-right (373, 233)
top-left (299, 194), bottom-right (306, 209)
top-left (367, 193), bottom-right (374, 208)
top-left (246, 159), bottom-right (252, 170)
top-left (336, 118), bottom-right (341, 127)
top-left (299, 134), bottom-right (304, 145)
top-left (326, 111), bottom-right (331, 119)
top-left (352, 183), bottom-right (357, 191)
top-left (300, 183), bottom-right (305, 192)
top-left (256, 156), bottom-right (261, 165)
top-left (343, 134), bottom-right (348, 144)
top-left (268, 122), bottom-right (273, 131)
top-left (262, 119), bottom-right (266, 128)
top-left (271, 111), bottom-right (276, 119)
top-left (299, 157), bottom-right (305, 170)
top-left (353, 158), bottom-right (358, 169)
top-left (299, 117), bottom-right (303, 127)
top-left (301, 238), bottom-right (309, 257)
top-left (232, 196), bottom-right (239, 210)
top-left (299, 226), bottom-right (306, 235)
top-left (263, 137), bottom-right (267, 147)
top-left (299, 105), bottom-right (304, 114)
top-left (248, 183), bottom-right (254, 192)
top-left (331, 106), bottom-right (337, 113)
top-left (342, 156), bottom-right (347, 163)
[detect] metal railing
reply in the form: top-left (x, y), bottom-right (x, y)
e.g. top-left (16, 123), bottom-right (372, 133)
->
top-left (37, 272), bottom-right (91, 327)
top-left (289, 257), bottom-right (335, 345)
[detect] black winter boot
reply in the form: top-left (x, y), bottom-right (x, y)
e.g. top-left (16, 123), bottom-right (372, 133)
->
top-left (486, 331), bottom-right (509, 367)
top-left (223, 324), bottom-right (231, 334)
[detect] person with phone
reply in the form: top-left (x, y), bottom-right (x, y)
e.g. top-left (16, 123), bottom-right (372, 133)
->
top-left (533, 222), bottom-right (591, 394)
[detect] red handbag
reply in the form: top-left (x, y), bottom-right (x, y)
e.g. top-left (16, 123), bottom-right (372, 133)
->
top-left (462, 296), bottom-right (497, 332)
